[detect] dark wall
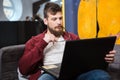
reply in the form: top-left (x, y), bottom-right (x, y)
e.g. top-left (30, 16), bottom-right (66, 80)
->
top-left (0, 21), bottom-right (47, 48)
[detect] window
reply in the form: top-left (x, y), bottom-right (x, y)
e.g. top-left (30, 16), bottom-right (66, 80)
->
top-left (3, 0), bottom-right (23, 21)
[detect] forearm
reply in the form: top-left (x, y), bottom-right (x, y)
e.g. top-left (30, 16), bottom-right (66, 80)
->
top-left (19, 39), bottom-right (48, 75)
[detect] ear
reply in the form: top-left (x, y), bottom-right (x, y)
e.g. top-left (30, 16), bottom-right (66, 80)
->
top-left (43, 18), bottom-right (48, 25)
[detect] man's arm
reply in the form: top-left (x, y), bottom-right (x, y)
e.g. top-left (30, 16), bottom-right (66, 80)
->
top-left (19, 37), bottom-right (48, 75)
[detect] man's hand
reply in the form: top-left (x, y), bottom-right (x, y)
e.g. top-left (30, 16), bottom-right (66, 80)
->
top-left (105, 50), bottom-right (116, 63)
top-left (43, 33), bottom-right (57, 43)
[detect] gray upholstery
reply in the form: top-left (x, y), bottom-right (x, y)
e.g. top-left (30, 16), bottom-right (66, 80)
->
top-left (0, 44), bottom-right (25, 80)
top-left (108, 45), bottom-right (120, 80)
top-left (0, 44), bottom-right (119, 80)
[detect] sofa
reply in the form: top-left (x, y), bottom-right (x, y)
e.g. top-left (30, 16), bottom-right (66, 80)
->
top-left (0, 44), bottom-right (119, 80)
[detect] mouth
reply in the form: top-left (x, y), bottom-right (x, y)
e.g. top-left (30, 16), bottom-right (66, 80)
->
top-left (55, 26), bottom-right (63, 29)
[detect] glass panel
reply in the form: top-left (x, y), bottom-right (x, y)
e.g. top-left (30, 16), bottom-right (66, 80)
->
top-left (3, 0), bottom-right (12, 6)
top-left (3, 0), bottom-right (23, 21)
top-left (3, 8), bottom-right (13, 19)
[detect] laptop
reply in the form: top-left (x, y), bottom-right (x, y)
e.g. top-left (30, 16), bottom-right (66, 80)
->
top-left (39, 36), bottom-right (116, 80)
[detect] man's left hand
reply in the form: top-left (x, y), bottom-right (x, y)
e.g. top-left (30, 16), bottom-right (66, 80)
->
top-left (105, 50), bottom-right (116, 63)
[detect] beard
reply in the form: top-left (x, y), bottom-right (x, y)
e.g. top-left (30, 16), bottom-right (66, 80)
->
top-left (48, 26), bottom-right (64, 37)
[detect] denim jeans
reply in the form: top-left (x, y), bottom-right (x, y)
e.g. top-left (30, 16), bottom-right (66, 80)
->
top-left (38, 69), bottom-right (111, 80)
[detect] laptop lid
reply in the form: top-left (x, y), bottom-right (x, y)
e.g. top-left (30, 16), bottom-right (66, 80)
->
top-left (59, 36), bottom-right (116, 80)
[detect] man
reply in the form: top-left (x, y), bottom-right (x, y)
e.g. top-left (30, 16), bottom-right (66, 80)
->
top-left (19, 2), bottom-right (116, 80)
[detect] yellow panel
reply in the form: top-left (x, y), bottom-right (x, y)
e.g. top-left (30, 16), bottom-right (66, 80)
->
top-left (62, 0), bottom-right (65, 28)
top-left (98, 0), bottom-right (120, 44)
top-left (78, 0), bottom-right (97, 39)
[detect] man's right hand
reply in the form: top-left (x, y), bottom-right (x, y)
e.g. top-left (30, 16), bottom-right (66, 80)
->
top-left (43, 33), bottom-right (57, 43)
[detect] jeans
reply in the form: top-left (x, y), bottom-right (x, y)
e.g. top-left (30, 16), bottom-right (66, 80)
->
top-left (38, 69), bottom-right (111, 80)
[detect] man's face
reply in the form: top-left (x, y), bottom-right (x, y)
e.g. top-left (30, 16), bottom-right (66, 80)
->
top-left (44, 12), bottom-right (63, 37)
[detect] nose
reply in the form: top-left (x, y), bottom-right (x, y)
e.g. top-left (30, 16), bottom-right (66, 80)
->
top-left (57, 19), bottom-right (62, 25)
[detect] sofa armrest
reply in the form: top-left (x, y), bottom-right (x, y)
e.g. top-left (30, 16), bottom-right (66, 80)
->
top-left (108, 45), bottom-right (120, 80)
top-left (0, 44), bottom-right (25, 80)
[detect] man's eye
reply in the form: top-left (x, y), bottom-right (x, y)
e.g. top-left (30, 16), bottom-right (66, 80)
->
top-left (59, 17), bottom-right (62, 20)
top-left (52, 18), bottom-right (56, 21)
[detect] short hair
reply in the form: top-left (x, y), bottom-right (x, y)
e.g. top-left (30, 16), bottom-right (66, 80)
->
top-left (44, 2), bottom-right (62, 18)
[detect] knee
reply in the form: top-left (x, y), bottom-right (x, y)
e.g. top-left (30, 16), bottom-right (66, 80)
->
top-left (91, 70), bottom-right (111, 79)
top-left (38, 73), bottom-right (56, 80)
top-left (76, 69), bottom-right (111, 80)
